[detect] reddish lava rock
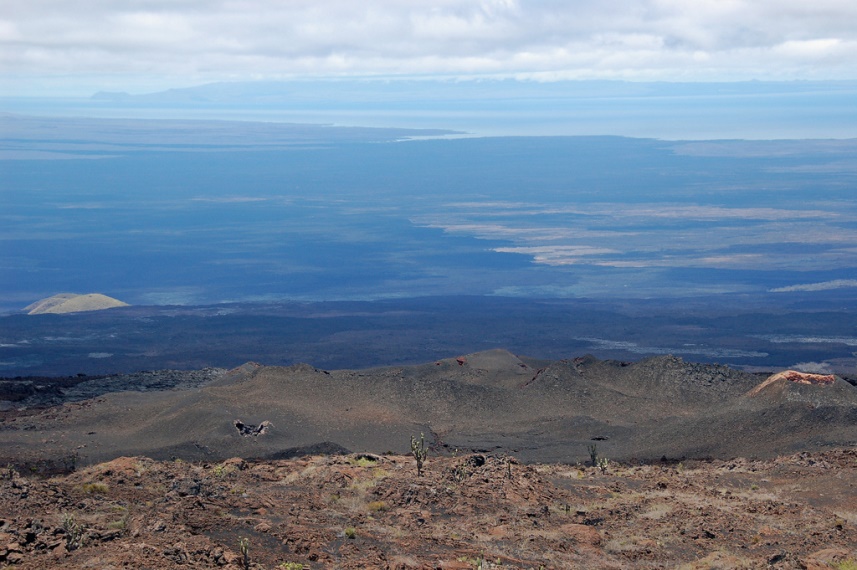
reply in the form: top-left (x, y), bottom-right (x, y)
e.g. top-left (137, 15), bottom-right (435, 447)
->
top-left (1, 449), bottom-right (856, 568)
top-left (768, 370), bottom-right (836, 386)
top-left (748, 369), bottom-right (837, 396)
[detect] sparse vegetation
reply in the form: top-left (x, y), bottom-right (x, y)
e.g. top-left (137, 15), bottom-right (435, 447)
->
top-left (238, 537), bottom-right (250, 570)
top-left (411, 433), bottom-right (427, 476)
top-left (457, 553), bottom-right (485, 568)
top-left (107, 505), bottom-right (130, 531)
top-left (61, 512), bottom-right (83, 551)
top-left (82, 481), bottom-right (109, 494)
top-left (344, 526), bottom-right (357, 539)
top-left (588, 443), bottom-right (598, 466)
top-left (367, 500), bottom-right (388, 512)
top-left (452, 464), bottom-right (468, 482)
top-left (350, 455), bottom-right (379, 467)
top-left (212, 462), bottom-right (236, 477)
top-left (587, 444), bottom-right (609, 472)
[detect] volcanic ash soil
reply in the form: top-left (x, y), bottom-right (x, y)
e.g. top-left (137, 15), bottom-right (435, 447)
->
top-left (2, 350), bottom-right (857, 468)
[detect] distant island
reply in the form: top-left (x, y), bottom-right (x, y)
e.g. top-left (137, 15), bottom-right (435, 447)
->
top-left (24, 293), bottom-right (129, 315)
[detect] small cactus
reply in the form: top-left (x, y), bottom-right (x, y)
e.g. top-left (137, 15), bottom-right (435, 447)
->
top-left (410, 433), bottom-right (428, 476)
top-left (238, 537), bottom-right (250, 570)
top-left (61, 513), bottom-right (83, 551)
top-left (587, 443), bottom-right (598, 466)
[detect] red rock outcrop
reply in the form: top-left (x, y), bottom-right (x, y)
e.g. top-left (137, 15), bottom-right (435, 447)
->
top-left (747, 370), bottom-right (836, 397)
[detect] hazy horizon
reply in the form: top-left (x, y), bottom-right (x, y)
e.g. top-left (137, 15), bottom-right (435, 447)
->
top-left (3, 78), bottom-right (857, 140)
top-left (4, 1), bottom-right (857, 139)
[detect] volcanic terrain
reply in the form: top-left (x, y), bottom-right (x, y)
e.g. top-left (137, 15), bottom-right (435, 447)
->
top-left (0, 349), bottom-right (856, 568)
top-left (1, 349), bottom-right (855, 469)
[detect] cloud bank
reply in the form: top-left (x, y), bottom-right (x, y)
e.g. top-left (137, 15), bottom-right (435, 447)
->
top-left (416, 200), bottom-right (857, 273)
top-left (769, 279), bottom-right (857, 292)
top-left (3, 0), bottom-right (857, 94)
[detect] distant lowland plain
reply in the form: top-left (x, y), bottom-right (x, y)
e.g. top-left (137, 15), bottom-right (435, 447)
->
top-left (2, 90), bottom-right (857, 377)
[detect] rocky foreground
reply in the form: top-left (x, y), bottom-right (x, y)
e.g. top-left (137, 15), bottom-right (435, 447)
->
top-left (1, 351), bottom-right (856, 568)
top-left (1, 448), bottom-right (856, 569)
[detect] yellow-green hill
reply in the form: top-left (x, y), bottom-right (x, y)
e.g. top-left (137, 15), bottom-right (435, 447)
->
top-left (24, 293), bottom-right (129, 315)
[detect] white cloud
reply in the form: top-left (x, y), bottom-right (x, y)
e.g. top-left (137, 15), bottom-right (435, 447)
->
top-left (792, 361), bottom-right (833, 374)
top-left (2, 0), bottom-right (857, 94)
top-left (494, 245), bottom-right (619, 265)
top-left (755, 334), bottom-right (857, 346)
top-left (769, 279), bottom-right (857, 292)
top-left (190, 196), bottom-right (268, 203)
top-left (620, 205), bottom-right (834, 221)
top-left (575, 336), bottom-right (768, 359)
top-left (414, 200), bottom-right (857, 273)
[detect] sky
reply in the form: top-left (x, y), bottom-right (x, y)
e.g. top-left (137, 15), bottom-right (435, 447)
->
top-left (2, 0), bottom-right (857, 97)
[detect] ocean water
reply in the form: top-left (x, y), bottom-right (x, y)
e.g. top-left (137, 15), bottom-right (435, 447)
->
top-left (2, 125), bottom-right (857, 312)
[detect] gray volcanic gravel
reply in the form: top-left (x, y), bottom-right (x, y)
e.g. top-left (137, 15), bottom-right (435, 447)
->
top-left (0, 350), bottom-right (855, 470)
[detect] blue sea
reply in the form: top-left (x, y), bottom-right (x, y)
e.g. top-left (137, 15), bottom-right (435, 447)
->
top-left (2, 80), bottom-right (857, 312)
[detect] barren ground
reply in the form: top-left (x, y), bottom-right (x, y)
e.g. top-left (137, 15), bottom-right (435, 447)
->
top-left (1, 449), bottom-right (856, 569)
